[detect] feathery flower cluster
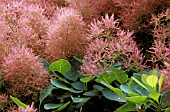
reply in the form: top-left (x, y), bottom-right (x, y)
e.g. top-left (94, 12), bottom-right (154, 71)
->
top-left (46, 7), bottom-right (87, 62)
top-left (12, 102), bottom-right (37, 112)
top-left (25, 0), bottom-right (66, 18)
top-left (1, 44), bottom-right (49, 101)
top-left (114, 0), bottom-right (170, 31)
top-left (150, 8), bottom-right (170, 89)
top-left (66, 0), bottom-right (116, 22)
top-left (81, 14), bottom-right (145, 76)
top-left (0, 94), bottom-right (8, 111)
top-left (0, 0), bottom-right (50, 56)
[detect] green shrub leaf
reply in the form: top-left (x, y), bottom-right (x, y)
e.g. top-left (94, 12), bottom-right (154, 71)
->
top-left (101, 81), bottom-right (123, 97)
top-left (71, 96), bottom-right (90, 103)
top-left (95, 72), bottom-right (115, 84)
top-left (49, 59), bottom-right (71, 75)
top-left (120, 85), bottom-right (139, 96)
top-left (111, 68), bottom-right (128, 84)
top-left (125, 96), bottom-right (147, 104)
top-left (158, 74), bottom-right (164, 93)
top-left (132, 77), bottom-right (148, 91)
top-left (102, 89), bottom-right (125, 102)
top-left (39, 85), bottom-right (54, 108)
top-left (149, 92), bottom-right (160, 103)
top-left (10, 95), bottom-right (27, 109)
top-left (146, 75), bottom-right (158, 91)
top-left (116, 103), bottom-right (136, 112)
top-left (51, 78), bottom-right (70, 90)
top-left (71, 81), bottom-right (85, 91)
top-left (44, 103), bottom-right (62, 110)
top-left (80, 76), bottom-right (95, 83)
top-left (83, 90), bottom-right (99, 96)
top-left (53, 101), bottom-right (70, 112)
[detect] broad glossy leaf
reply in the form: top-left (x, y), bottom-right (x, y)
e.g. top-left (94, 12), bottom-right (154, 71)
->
top-left (120, 85), bottom-right (139, 96)
top-left (158, 74), bottom-right (164, 93)
top-left (73, 56), bottom-right (83, 63)
top-left (141, 74), bottom-right (148, 85)
top-left (10, 96), bottom-right (27, 109)
top-left (69, 88), bottom-right (83, 93)
top-left (93, 85), bottom-right (104, 91)
top-left (44, 103), bottom-right (62, 110)
top-left (95, 72), bottom-right (115, 84)
top-left (80, 76), bottom-right (95, 83)
top-left (111, 68), bottom-right (128, 84)
top-left (149, 92), bottom-right (160, 103)
top-left (165, 107), bottom-right (170, 112)
top-left (54, 71), bottom-right (70, 84)
top-left (39, 85), bottom-right (54, 107)
top-left (40, 58), bottom-right (49, 68)
top-left (53, 101), bottom-right (70, 112)
top-left (71, 81), bottom-right (85, 91)
top-left (49, 59), bottom-right (71, 75)
top-left (71, 96), bottom-right (90, 103)
top-left (65, 59), bottom-right (82, 81)
top-left (116, 103), bottom-right (136, 112)
top-left (151, 69), bottom-right (158, 77)
top-left (126, 96), bottom-right (147, 104)
top-left (83, 90), bottom-right (99, 96)
top-left (51, 78), bottom-right (70, 90)
top-left (102, 89), bottom-right (125, 102)
top-left (146, 75), bottom-right (158, 91)
top-left (133, 80), bottom-right (150, 96)
top-left (101, 81), bottom-right (123, 97)
top-left (132, 77), bottom-right (148, 91)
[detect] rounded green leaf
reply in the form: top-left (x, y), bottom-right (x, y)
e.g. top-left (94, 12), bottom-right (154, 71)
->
top-left (116, 103), bottom-right (136, 112)
top-left (71, 82), bottom-right (85, 91)
top-left (102, 89), bottom-right (126, 102)
top-left (39, 85), bottom-right (54, 107)
top-left (141, 74), bottom-right (148, 85)
top-left (111, 68), bottom-right (128, 84)
top-left (49, 59), bottom-right (71, 75)
top-left (125, 96), bottom-right (147, 104)
top-left (149, 92), bottom-right (160, 103)
top-left (101, 81), bottom-right (123, 97)
top-left (158, 74), bottom-right (164, 93)
top-left (10, 96), bottom-right (27, 109)
top-left (80, 76), bottom-right (95, 83)
top-left (54, 101), bottom-right (70, 112)
top-left (69, 88), bottom-right (83, 93)
top-left (120, 85), bottom-right (139, 96)
top-left (83, 90), bottom-right (99, 96)
top-left (50, 78), bottom-right (70, 91)
top-left (44, 103), bottom-right (62, 110)
top-left (146, 75), bottom-right (158, 90)
top-left (71, 96), bottom-right (90, 103)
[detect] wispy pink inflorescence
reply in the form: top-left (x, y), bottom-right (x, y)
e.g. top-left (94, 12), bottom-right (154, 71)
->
top-left (150, 8), bottom-right (170, 90)
top-left (66, 0), bottom-right (116, 22)
top-left (88, 14), bottom-right (119, 40)
top-left (12, 102), bottom-right (37, 112)
top-left (46, 7), bottom-right (87, 62)
top-left (0, 0), bottom-right (50, 56)
top-left (81, 14), bottom-right (145, 76)
top-left (0, 94), bottom-right (8, 111)
top-left (1, 44), bottom-right (49, 100)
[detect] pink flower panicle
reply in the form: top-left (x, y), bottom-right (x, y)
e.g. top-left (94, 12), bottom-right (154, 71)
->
top-left (0, 0), bottom-right (50, 56)
top-left (46, 7), bottom-right (87, 62)
top-left (66, 0), bottom-right (117, 22)
top-left (150, 8), bottom-right (170, 90)
top-left (81, 14), bottom-right (145, 76)
top-left (1, 44), bottom-right (49, 100)
top-left (12, 102), bottom-right (37, 112)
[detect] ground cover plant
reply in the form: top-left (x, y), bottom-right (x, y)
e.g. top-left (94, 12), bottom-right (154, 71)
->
top-left (0, 0), bottom-right (170, 112)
